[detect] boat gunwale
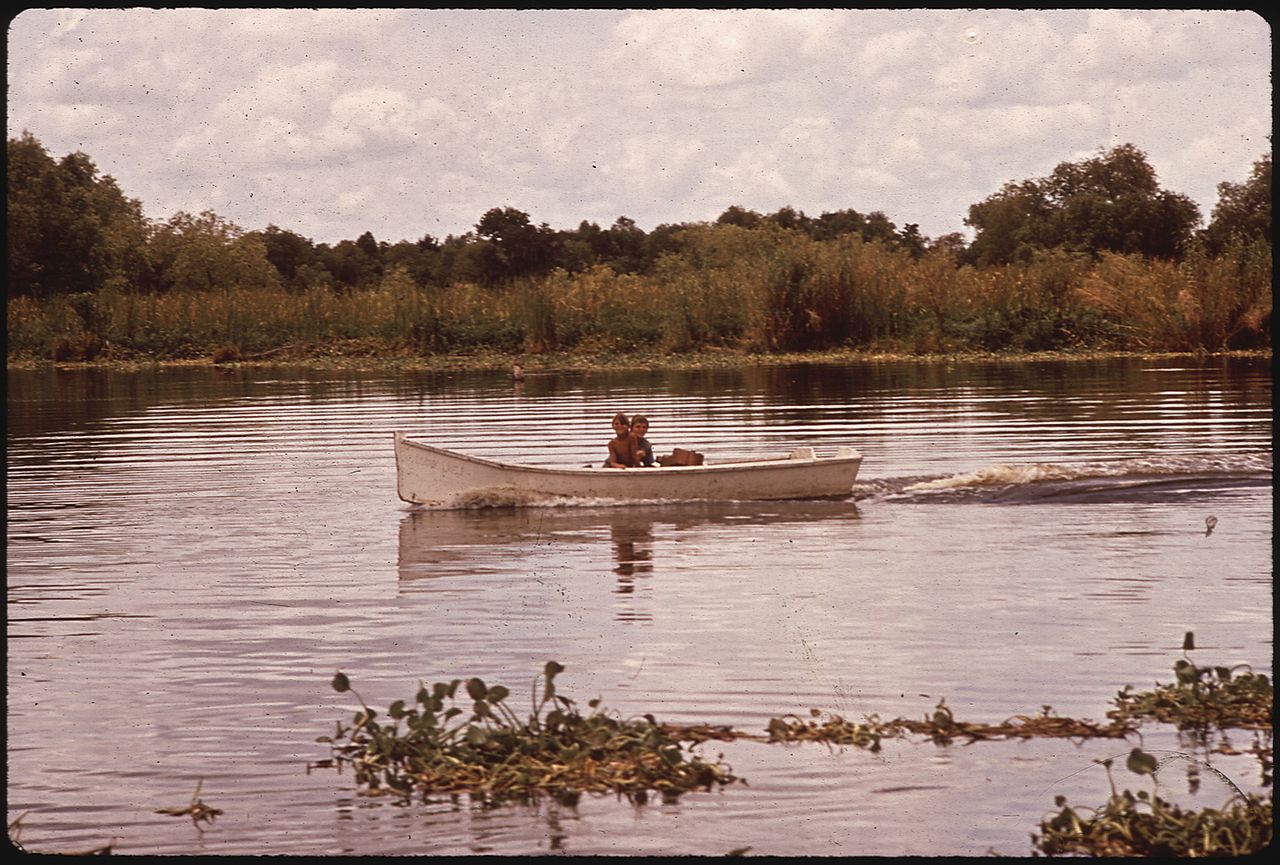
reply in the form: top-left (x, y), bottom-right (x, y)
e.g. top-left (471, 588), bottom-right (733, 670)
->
top-left (394, 433), bottom-right (861, 478)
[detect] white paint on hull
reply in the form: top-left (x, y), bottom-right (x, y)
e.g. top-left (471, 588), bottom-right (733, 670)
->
top-left (394, 432), bottom-right (863, 508)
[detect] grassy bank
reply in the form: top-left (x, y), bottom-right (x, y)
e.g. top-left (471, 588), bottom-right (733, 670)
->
top-left (7, 233), bottom-right (1270, 370)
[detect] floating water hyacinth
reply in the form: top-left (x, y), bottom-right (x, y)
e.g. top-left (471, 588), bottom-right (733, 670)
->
top-left (1032, 750), bottom-right (1272, 857)
top-left (319, 662), bottom-right (739, 805)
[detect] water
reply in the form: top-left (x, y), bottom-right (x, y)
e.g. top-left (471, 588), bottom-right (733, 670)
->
top-left (6, 357), bottom-right (1272, 856)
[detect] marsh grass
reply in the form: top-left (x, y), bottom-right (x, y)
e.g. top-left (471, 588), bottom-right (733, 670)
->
top-left (1079, 239), bottom-right (1272, 351)
top-left (9, 236), bottom-right (1268, 363)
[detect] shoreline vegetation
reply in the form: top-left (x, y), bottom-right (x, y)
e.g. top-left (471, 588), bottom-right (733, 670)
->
top-left (8, 136), bottom-right (1272, 377)
top-left (6, 344), bottom-right (1272, 375)
top-left (8, 232), bottom-right (1271, 373)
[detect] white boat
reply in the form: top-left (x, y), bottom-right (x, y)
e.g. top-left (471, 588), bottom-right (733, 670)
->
top-left (394, 432), bottom-right (863, 508)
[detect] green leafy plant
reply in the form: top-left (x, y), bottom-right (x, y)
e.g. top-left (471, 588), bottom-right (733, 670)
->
top-left (320, 662), bottom-right (738, 805)
top-left (766, 700), bottom-right (1134, 750)
top-left (1108, 632), bottom-right (1273, 731)
top-left (767, 708), bottom-right (891, 751)
top-left (1031, 749), bottom-right (1272, 856)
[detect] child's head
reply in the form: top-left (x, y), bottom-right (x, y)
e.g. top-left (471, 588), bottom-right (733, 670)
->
top-left (630, 414), bottom-right (649, 435)
top-left (612, 412), bottom-right (630, 433)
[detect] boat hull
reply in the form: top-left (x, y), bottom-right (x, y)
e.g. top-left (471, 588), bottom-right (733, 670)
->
top-left (394, 433), bottom-right (863, 508)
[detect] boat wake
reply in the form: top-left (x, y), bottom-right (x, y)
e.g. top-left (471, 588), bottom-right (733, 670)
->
top-left (850, 453), bottom-right (1272, 505)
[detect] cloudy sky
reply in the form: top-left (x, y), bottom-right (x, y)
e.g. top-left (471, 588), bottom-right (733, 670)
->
top-left (7, 8), bottom-right (1271, 246)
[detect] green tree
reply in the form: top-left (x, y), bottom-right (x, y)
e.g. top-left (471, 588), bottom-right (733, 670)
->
top-left (964, 180), bottom-right (1050, 267)
top-left (1201, 152), bottom-right (1271, 253)
top-left (148, 210), bottom-right (278, 292)
top-left (766, 205), bottom-right (810, 232)
top-left (555, 220), bottom-right (606, 274)
top-left (252, 224), bottom-right (319, 289)
top-left (384, 238), bottom-right (443, 287)
top-left (645, 222), bottom-right (688, 263)
top-left (7, 131), bottom-right (151, 296)
top-left (320, 239), bottom-right (380, 290)
top-left (966, 144), bottom-right (1201, 265)
top-left (897, 223), bottom-right (926, 259)
top-left (715, 205), bottom-right (763, 229)
top-left (604, 216), bottom-right (648, 274)
top-left (474, 207), bottom-right (557, 282)
top-left (927, 232), bottom-right (970, 258)
top-left (808, 208), bottom-right (897, 244)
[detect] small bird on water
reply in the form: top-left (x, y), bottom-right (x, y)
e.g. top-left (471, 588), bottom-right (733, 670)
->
top-left (1204, 515), bottom-right (1218, 536)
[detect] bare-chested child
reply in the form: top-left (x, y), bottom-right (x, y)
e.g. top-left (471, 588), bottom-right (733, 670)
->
top-left (604, 412), bottom-right (639, 468)
top-left (631, 415), bottom-right (655, 467)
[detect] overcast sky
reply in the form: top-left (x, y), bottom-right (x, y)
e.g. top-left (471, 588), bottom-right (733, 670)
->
top-left (7, 8), bottom-right (1271, 247)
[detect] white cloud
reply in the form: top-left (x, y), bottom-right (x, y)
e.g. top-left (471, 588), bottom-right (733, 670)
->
top-left (611, 9), bottom-right (828, 90)
top-left (6, 8), bottom-right (1270, 244)
top-left (855, 28), bottom-right (930, 79)
top-left (328, 87), bottom-right (419, 142)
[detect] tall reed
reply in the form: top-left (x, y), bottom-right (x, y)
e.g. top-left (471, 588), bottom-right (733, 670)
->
top-left (7, 233), bottom-right (1270, 361)
top-left (1078, 239), bottom-right (1272, 351)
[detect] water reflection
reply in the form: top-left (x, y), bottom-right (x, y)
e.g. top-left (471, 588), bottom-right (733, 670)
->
top-left (397, 500), bottom-right (862, 621)
top-left (610, 519), bottom-right (653, 585)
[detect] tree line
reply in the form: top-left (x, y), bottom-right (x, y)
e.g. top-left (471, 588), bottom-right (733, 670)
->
top-left (7, 130), bottom-right (1271, 299)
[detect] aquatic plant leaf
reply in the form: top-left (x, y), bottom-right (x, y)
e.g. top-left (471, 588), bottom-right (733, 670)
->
top-left (388, 700), bottom-right (407, 719)
top-left (1126, 747), bottom-right (1158, 776)
top-left (487, 685), bottom-right (510, 703)
top-left (1182, 631), bottom-right (1196, 651)
top-left (466, 678), bottom-right (488, 701)
top-left (331, 672), bottom-right (351, 693)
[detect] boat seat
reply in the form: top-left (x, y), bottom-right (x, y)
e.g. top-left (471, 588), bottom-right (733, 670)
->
top-left (789, 447), bottom-right (816, 460)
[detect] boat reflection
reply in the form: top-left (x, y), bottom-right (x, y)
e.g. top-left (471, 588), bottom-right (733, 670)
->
top-left (398, 500), bottom-right (861, 620)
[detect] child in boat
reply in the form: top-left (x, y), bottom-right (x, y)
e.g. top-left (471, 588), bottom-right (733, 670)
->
top-left (631, 414), bottom-right (655, 467)
top-left (604, 412), bottom-right (639, 468)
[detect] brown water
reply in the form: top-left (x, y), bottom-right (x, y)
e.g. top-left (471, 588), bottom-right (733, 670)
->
top-left (6, 357), bottom-right (1272, 856)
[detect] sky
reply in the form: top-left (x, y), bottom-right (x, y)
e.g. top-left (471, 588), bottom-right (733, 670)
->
top-left (6, 8), bottom-right (1272, 247)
